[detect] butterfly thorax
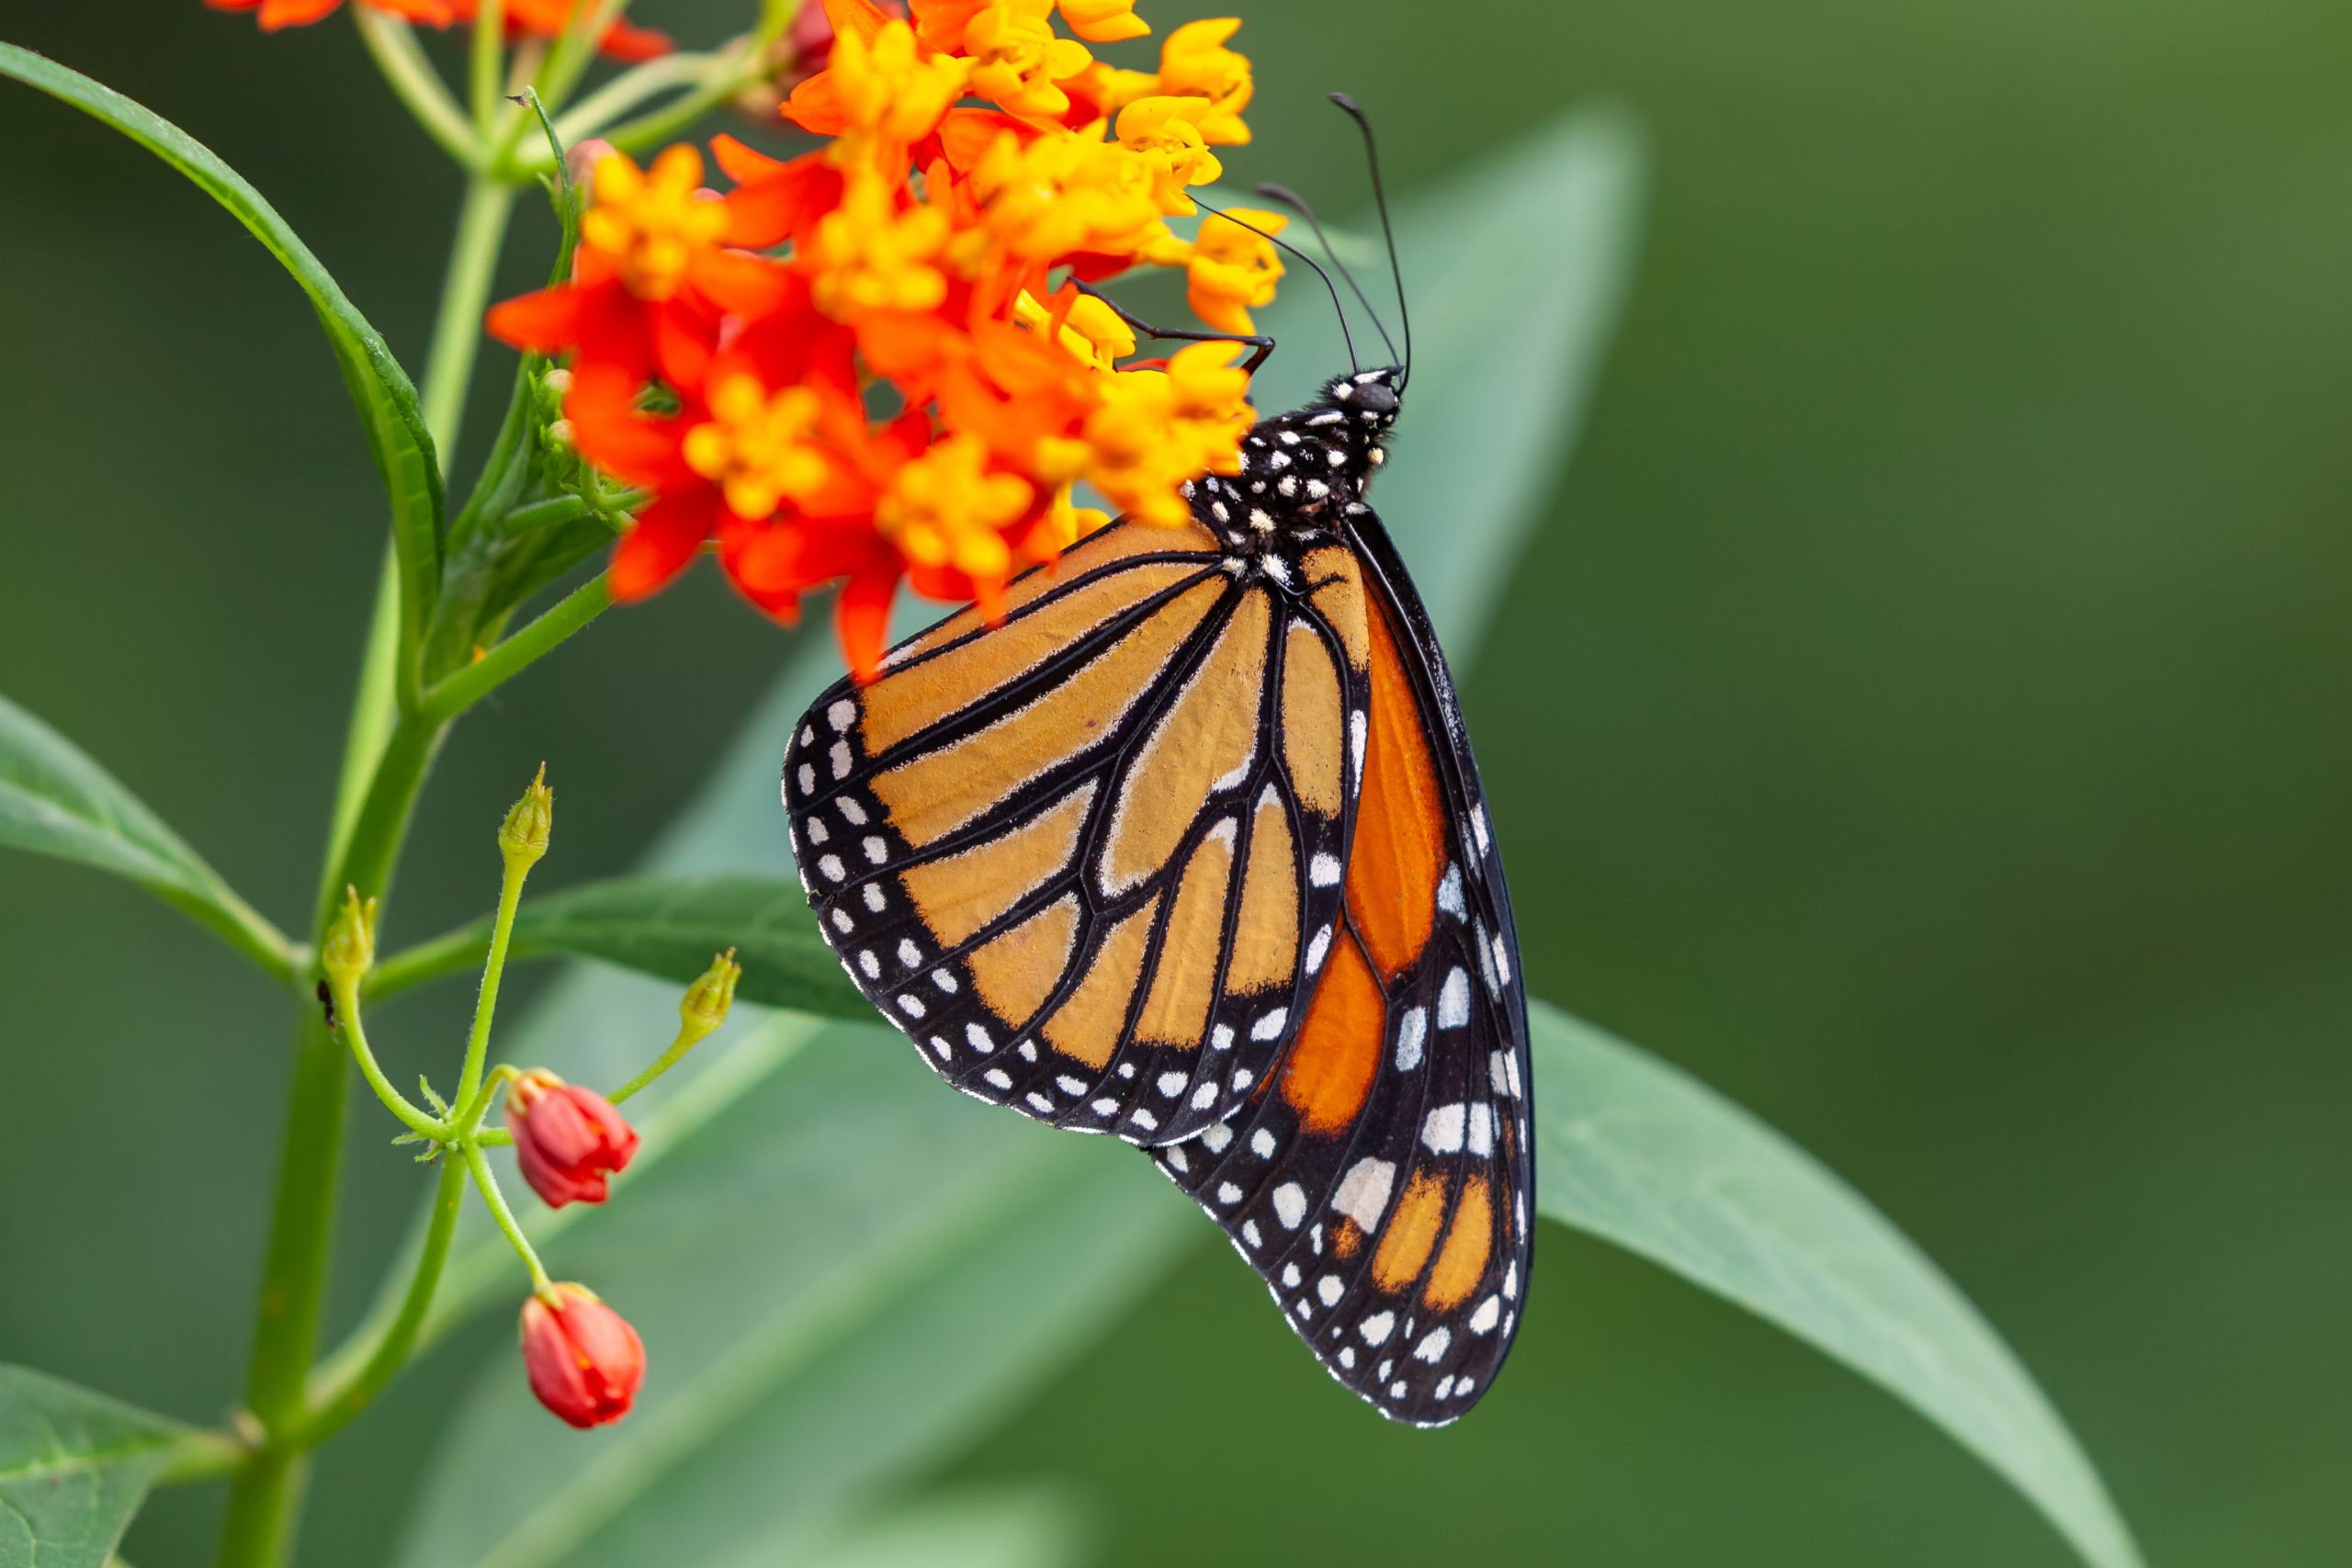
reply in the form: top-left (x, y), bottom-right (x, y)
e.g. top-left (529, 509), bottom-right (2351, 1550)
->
top-left (1182, 367), bottom-right (1403, 590)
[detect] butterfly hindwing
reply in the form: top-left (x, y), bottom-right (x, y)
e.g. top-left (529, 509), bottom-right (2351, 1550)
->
top-left (786, 517), bottom-right (1364, 1146)
top-left (1150, 501), bottom-right (1532, 1426)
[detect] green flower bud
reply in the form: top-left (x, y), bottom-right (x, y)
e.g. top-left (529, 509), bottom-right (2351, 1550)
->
top-left (678, 948), bottom-right (741, 1045)
top-left (322, 886), bottom-right (378, 987)
top-left (500, 763), bottom-right (554, 869)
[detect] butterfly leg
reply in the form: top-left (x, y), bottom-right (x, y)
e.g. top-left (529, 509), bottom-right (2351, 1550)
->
top-left (1068, 281), bottom-right (1278, 374)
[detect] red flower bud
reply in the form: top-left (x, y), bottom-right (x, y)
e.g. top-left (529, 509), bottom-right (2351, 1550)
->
top-left (505, 1068), bottom-right (639, 1208)
top-left (520, 1284), bottom-right (645, 1428)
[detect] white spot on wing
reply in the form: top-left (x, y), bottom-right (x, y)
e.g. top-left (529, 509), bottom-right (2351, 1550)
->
top-left (1437, 968), bottom-right (1471, 1030)
top-left (1395, 1007), bottom-right (1427, 1070)
top-left (1331, 1157), bottom-right (1396, 1230)
top-left (1422, 1104), bottom-right (1466, 1154)
top-left (1272, 1182), bottom-right (1307, 1229)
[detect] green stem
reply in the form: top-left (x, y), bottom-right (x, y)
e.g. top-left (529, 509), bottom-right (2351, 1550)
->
top-left (549, 50), bottom-right (717, 145)
top-left (364, 920), bottom-right (491, 1004)
top-left (418, 176), bottom-right (518, 468)
top-left (156, 1427), bottom-right (255, 1487)
top-left (466, 1143), bottom-right (552, 1291)
top-left (453, 848), bottom-right (536, 1115)
top-left (329, 976), bottom-right (446, 1139)
top-left (530, 0), bottom-right (634, 131)
top-left (470, 0), bottom-right (508, 135)
top-left (213, 1009), bottom-right (347, 1568)
top-left (157, 883), bottom-right (298, 987)
top-left (318, 547), bottom-right (402, 925)
top-left (419, 573), bottom-right (612, 722)
top-left (292, 1157), bottom-right (467, 1447)
top-left (606, 1020), bottom-right (705, 1106)
top-left (353, 10), bottom-right (475, 167)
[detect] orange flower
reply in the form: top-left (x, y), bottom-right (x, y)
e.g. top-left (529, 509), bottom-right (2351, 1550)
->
top-left (1153, 204), bottom-right (1285, 333)
top-left (963, 0), bottom-right (1094, 121)
top-left (205, 0), bottom-right (670, 59)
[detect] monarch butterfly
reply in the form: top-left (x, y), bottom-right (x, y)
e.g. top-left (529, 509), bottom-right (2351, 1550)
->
top-left (784, 103), bottom-right (1531, 1427)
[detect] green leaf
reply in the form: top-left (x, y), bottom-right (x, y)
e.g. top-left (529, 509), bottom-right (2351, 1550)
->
top-left (376, 874), bottom-right (866, 1018)
top-left (0, 692), bottom-right (290, 978)
top-left (1248, 106), bottom-right (1646, 653)
top-left (1533, 1003), bottom-right (2143, 1568)
top-left (784, 1489), bottom-right (1090, 1568)
top-left (0, 1366), bottom-right (195, 1568)
top-left (0, 43), bottom-right (444, 668)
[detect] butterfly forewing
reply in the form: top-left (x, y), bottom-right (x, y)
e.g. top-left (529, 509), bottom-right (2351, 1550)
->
top-left (786, 517), bottom-right (1365, 1145)
top-left (1150, 500), bottom-right (1532, 1427)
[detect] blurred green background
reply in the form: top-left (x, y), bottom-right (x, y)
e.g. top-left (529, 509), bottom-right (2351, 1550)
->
top-left (3, 0), bottom-right (2347, 1563)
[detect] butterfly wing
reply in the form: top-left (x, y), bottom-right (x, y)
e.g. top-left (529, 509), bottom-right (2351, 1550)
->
top-left (1147, 505), bottom-right (1533, 1425)
top-left (786, 517), bottom-right (1367, 1146)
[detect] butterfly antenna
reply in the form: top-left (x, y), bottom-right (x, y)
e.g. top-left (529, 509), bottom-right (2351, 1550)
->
top-left (1193, 192), bottom-right (1359, 375)
top-left (1254, 181), bottom-right (1401, 368)
top-left (1329, 93), bottom-right (1411, 386)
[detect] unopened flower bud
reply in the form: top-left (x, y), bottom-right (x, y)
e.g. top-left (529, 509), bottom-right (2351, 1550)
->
top-left (321, 886), bottom-right (377, 986)
top-left (505, 1068), bottom-right (639, 1207)
top-left (565, 138), bottom-right (616, 202)
top-left (540, 367), bottom-right (572, 398)
top-left (520, 1283), bottom-right (644, 1428)
top-left (678, 948), bottom-right (741, 1046)
top-left (499, 763), bottom-right (553, 868)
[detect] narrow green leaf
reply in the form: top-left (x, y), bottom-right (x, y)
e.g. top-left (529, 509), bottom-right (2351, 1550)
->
top-left (0, 1366), bottom-right (193, 1568)
top-left (376, 874), bottom-right (866, 1017)
top-left (1533, 1003), bottom-right (2143, 1568)
top-left (0, 692), bottom-right (290, 977)
top-left (783, 1489), bottom-right (1091, 1568)
top-left (0, 43), bottom-right (444, 663)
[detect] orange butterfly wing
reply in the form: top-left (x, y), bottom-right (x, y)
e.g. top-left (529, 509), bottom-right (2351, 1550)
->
top-left (1148, 508), bottom-right (1532, 1425)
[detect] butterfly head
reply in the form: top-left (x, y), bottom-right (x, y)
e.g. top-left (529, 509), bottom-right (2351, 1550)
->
top-left (1196, 366), bottom-right (1403, 543)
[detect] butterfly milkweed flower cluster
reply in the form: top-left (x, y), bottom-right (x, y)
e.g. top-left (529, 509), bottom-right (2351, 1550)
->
top-left (487, 0), bottom-right (1287, 677)
top-left (207, 0), bottom-right (672, 60)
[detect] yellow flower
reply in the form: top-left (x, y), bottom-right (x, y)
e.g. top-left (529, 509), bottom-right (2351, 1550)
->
top-left (966, 0), bottom-right (1095, 121)
top-left (877, 434), bottom-right (1035, 579)
top-left (826, 17), bottom-right (971, 149)
top-left (1162, 335), bottom-right (1254, 465)
top-left (967, 130), bottom-right (1166, 261)
top-left (682, 377), bottom-right (831, 521)
top-left (1057, 0), bottom-right (1148, 43)
top-left (1025, 483), bottom-right (1114, 558)
top-left (578, 146), bottom-right (730, 300)
top-left (1154, 205), bottom-right (1286, 334)
top-left (1013, 288), bottom-right (1137, 370)
top-left (808, 174), bottom-right (951, 319)
top-left (1152, 17), bottom-right (1253, 144)
top-left (1080, 340), bottom-right (1252, 527)
top-left (1115, 96), bottom-right (1223, 215)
